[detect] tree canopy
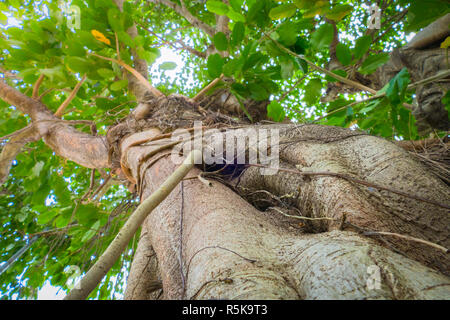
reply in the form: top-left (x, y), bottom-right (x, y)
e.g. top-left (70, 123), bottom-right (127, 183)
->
top-left (0, 0), bottom-right (449, 299)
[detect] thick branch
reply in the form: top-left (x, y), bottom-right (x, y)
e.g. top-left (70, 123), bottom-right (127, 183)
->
top-left (407, 13), bottom-right (450, 49)
top-left (0, 81), bottom-right (109, 169)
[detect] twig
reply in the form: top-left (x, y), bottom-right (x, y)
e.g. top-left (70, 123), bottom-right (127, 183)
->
top-left (90, 52), bottom-right (164, 98)
top-left (32, 74), bottom-right (45, 99)
top-left (147, 0), bottom-right (215, 38)
top-left (54, 74), bottom-right (87, 118)
top-left (315, 69), bottom-right (450, 121)
top-left (278, 74), bottom-right (309, 103)
top-left (363, 230), bottom-right (449, 253)
top-left (268, 207), bottom-right (335, 221)
top-left (192, 74), bottom-right (224, 102)
top-left (142, 24), bottom-right (206, 58)
top-left (265, 34), bottom-right (417, 112)
top-left (81, 169), bottom-right (96, 201)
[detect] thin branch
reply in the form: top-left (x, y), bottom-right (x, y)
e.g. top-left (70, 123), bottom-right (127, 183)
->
top-left (265, 34), bottom-right (417, 112)
top-left (54, 74), bottom-right (87, 118)
top-left (32, 74), bottom-right (45, 99)
top-left (147, 0), bottom-right (215, 38)
top-left (0, 66), bottom-right (21, 80)
top-left (90, 52), bottom-right (164, 98)
top-left (278, 73), bottom-right (309, 102)
top-left (363, 230), bottom-right (449, 253)
top-left (192, 74), bottom-right (224, 102)
top-left (143, 25), bottom-right (206, 58)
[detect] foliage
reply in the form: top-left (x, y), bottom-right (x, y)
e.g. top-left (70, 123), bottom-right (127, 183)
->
top-left (0, 0), bottom-right (448, 299)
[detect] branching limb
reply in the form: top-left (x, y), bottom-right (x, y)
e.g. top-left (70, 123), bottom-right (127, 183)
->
top-left (147, 0), bottom-right (215, 38)
top-left (0, 80), bottom-right (109, 169)
top-left (54, 74), bottom-right (86, 118)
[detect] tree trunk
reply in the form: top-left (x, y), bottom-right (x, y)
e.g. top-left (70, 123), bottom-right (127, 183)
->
top-left (121, 124), bottom-right (450, 300)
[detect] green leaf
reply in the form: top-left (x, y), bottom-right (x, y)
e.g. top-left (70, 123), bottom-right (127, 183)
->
top-left (267, 101), bottom-right (285, 122)
top-left (386, 68), bottom-right (411, 105)
top-left (226, 8), bottom-right (246, 22)
top-left (248, 82), bottom-right (269, 101)
top-left (66, 57), bottom-right (91, 73)
top-left (213, 32), bottom-right (229, 51)
top-left (304, 78), bottom-right (322, 105)
top-left (137, 47), bottom-right (160, 65)
top-left (76, 204), bottom-right (99, 226)
top-left (231, 22), bottom-right (245, 46)
top-left (354, 35), bottom-right (372, 60)
top-left (269, 3), bottom-right (297, 20)
top-left (293, 0), bottom-right (316, 9)
top-left (54, 208), bottom-right (72, 228)
top-left (326, 4), bottom-right (353, 21)
top-left (336, 43), bottom-right (352, 66)
top-left (206, 0), bottom-right (229, 15)
top-left (277, 22), bottom-right (299, 47)
top-left (207, 53), bottom-right (224, 78)
top-left (16, 210), bottom-right (29, 223)
top-left (405, 0), bottom-right (450, 32)
top-left (31, 161), bottom-right (44, 178)
top-left (40, 66), bottom-right (65, 82)
top-left (37, 210), bottom-right (56, 225)
top-left (117, 31), bottom-right (134, 48)
top-left (97, 68), bottom-right (115, 79)
top-left (297, 58), bottom-right (308, 73)
top-left (110, 79), bottom-right (128, 91)
top-left (359, 53), bottom-right (390, 74)
top-left (159, 62), bottom-right (177, 70)
top-left (230, 0), bottom-right (244, 12)
top-left (81, 220), bottom-right (101, 242)
top-left (247, 0), bottom-right (271, 28)
top-left (107, 8), bottom-right (123, 31)
top-left (223, 59), bottom-right (242, 77)
top-left (243, 52), bottom-right (265, 71)
top-left (310, 23), bottom-right (334, 51)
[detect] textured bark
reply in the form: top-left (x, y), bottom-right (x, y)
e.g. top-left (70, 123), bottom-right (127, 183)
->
top-left (124, 222), bottom-right (162, 300)
top-left (122, 124), bottom-right (450, 300)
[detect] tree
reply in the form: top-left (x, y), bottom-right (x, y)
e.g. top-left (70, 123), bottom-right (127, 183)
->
top-left (0, 0), bottom-right (449, 300)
